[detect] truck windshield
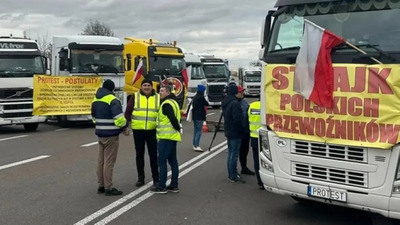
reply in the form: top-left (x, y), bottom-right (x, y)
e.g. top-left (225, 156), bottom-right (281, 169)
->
top-left (0, 55), bottom-right (44, 77)
top-left (70, 50), bottom-right (123, 73)
top-left (190, 65), bottom-right (206, 80)
top-left (203, 64), bottom-right (229, 78)
top-left (244, 71), bottom-right (261, 82)
top-left (149, 56), bottom-right (185, 76)
top-left (268, 4), bottom-right (400, 61)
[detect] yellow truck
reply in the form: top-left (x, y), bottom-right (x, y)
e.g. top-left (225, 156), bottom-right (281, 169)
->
top-left (124, 38), bottom-right (187, 109)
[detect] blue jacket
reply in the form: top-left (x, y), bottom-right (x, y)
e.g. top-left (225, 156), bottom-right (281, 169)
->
top-left (91, 88), bottom-right (126, 137)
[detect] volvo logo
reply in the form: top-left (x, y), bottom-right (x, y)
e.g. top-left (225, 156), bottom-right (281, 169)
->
top-left (5, 88), bottom-right (32, 99)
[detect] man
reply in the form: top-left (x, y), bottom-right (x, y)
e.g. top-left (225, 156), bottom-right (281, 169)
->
top-left (237, 85), bottom-right (255, 175)
top-left (151, 85), bottom-right (181, 194)
top-left (191, 84), bottom-right (209, 152)
top-left (91, 79), bottom-right (127, 196)
top-left (248, 100), bottom-right (265, 190)
top-left (221, 84), bottom-right (245, 183)
top-left (124, 79), bottom-right (160, 187)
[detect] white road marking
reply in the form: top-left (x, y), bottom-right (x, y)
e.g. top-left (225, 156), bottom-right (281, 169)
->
top-left (55, 128), bottom-right (69, 132)
top-left (81, 141), bottom-right (98, 147)
top-left (0, 135), bottom-right (28, 142)
top-left (95, 145), bottom-right (228, 225)
top-left (74, 141), bottom-right (227, 225)
top-left (206, 113), bottom-right (215, 116)
top-left (0, 155), bottom-right (51, 171)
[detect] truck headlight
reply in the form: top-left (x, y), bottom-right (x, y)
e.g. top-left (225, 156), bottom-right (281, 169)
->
top-left (259, 129), bottom-right (272, 161)
top-left (0, 105), bottom-right (3, 114)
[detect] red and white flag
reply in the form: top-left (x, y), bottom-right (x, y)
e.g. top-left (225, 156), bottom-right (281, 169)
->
top-left (132, 59), bottom-right (144, 85)
top-left (294, 20), bottom-right (344, 108)
top-left (181, 65), bottom-right (191, 88)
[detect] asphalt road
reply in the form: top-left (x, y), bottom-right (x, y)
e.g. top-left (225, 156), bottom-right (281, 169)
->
top-left (0, 100), bottom-right (386, 225)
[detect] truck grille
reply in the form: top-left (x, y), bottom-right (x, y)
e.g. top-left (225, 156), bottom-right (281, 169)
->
top-left (1, 112), bottom-right (33, 118)
top-left (292, 141), bottom-right (367, 163)
top-left (247, 85), bottom-right (260, 89)
top-left (208, 84), bottom-right (225, 102)
top-left (0, 88), bottom-right (33, 99)
top-left (292, 163), bottom-right (367, 188)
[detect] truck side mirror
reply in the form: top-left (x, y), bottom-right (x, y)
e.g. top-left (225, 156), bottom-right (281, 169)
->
top-left (58, 49), bottom-right (69, 71)
top-left (126, 53), bottom-right (132, 71)
top-left (260, 10), bottom-right (275, 48)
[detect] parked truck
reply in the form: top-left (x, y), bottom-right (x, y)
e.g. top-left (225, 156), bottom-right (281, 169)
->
top-left (238, 67), bottom-right (261, 96)
top-left (184, 53), bottom-right (207, 99)
top-left (258, 0), bottom-right (400, 222)
top-left (0, 29), bottom-right (47, 131)
top-left (51, 35), bottom-right (125, 126)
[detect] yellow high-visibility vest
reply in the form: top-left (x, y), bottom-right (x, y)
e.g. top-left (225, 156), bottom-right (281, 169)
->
top-left (132, 92), bottom-right (160, 130)
top-left (156, 99), bottom-right (181, 141)
top-left (248, 101), bottom-right (262, 138)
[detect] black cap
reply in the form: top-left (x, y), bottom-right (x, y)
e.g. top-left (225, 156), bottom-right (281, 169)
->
top-left (228, 84), bottom-right (238, 95)
top-left (141, 79), bottom-right (153, 86)
top-left (103, 79), bottom-right (115, 92)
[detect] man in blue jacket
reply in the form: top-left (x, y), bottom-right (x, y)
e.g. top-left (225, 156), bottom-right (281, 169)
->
top-left (91, 80), bottom-right (127, 196)
top-left (222, 84), bottom-right (245, 183)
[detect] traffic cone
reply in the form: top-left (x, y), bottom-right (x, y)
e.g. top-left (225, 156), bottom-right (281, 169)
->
top-left (202, 121), bottom-right (208, 132)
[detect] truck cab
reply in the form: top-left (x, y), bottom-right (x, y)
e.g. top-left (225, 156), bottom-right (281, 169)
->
top-left (238, 67), bottom-right (261, 96)
top-left (184, 53), bottom-right (207, 99)
top-left (0, 29), bottom-right (47, 131)
top-left (51, 35), bottom-right (125, 124)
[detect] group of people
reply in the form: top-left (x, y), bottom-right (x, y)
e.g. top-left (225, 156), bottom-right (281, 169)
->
top-left (91, 79), bottom-right (182, 195)
top-left (90, 79), bottom-right (264, 197)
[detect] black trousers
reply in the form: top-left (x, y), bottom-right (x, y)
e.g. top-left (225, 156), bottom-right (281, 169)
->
top-left (133, 129), bottom-right (159, 182)
top-left (239, 133), bottom-right (250, 169)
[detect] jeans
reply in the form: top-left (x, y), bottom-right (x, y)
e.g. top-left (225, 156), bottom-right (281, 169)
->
top-left (227, 138), bottom-right (241, 179)
top-left (158, 139), bottom-right (179, 189)
top-left (192, 120), bottom-right (203, 147)
top-left (251, 137), bottom-right (262, 185)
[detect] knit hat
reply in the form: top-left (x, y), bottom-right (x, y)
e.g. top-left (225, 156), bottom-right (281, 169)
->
top-left (141, 79), bottom-right (153, 86)
top-left (228, 84), bottom-right (238, 95)
top-left (197, 84), bottom-right (206, 92)
top-left (103, 79), bottom-right (115, 92)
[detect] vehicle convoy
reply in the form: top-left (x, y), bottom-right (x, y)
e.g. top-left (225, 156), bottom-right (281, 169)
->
top-left (258, 0), bottom-right (400, 222)
top-left (184, 53), bottom-right (207, 99)
top-left (124, 38), bottom-right (187, 109)
top-left (51, 35), bottom-right (125, 125)
top-left (200, 55), bottom-right (230, 108)
top-left (238, 67), bottom-right (261, 96)
top-left (0, 29), bottom-right (47, 131)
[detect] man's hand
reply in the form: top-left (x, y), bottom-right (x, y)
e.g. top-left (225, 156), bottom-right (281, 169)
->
top-left (123, 127), bottom-right (130, 136)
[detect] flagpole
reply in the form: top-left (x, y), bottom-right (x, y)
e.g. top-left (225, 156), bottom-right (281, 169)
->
top-left (304, 19), bottom-right (383, 65)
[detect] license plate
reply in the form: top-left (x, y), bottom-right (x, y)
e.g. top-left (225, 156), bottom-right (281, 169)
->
top-left (307, 185), bottom-right (347, 202)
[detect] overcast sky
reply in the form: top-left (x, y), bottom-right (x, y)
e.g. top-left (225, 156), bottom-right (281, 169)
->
top-left (0, 0), bottom-right (276, 69)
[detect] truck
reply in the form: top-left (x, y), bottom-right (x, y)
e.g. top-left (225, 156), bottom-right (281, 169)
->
top-left (184, 53), bottom-right (207, 99)
top-left (124, 38), bottom-right (187, 109)
top-left (238, 67), bottom-right (261, 96)
top-left (200, 55), bottom-right (230, 108)
top-left (0, 29), bottom-right (47, 131)
top-left (258, 0), bottom-right (400, 222)
top-left (51, 35), bottom-right (125, 125)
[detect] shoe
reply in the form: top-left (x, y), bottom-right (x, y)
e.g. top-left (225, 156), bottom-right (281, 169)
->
top-left (97, 186), bottom-right (105, 194)
top-left (241, 168), bottom-right (255, 175)
top-left (135, 180), bottom-right (145, 187)
top-left (193, 146), bottom-right (204, 152)
top-left (150, 187), bottom-right (168, 194)
top-left (166, 185), bottom-right (180, 193)
top-left (229, 175), bottom-right (246, 183)
top-left (105, 188), bottom-right (123, 196)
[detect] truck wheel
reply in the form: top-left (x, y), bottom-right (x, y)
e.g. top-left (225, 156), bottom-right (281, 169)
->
top-left (57, 116), bottom-right (72, 128)
top-left (370, 213), bottom-right (395, 225)
top-left (212, 106), bottom-right (220, 109)
top-left (23, 123), bottom-right (39, 131)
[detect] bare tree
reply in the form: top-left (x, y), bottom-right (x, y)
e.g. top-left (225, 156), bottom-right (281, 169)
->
top-left (81, 20), bottom-right (114, 36)
top-left (37, 31), bottom-right (52, 59)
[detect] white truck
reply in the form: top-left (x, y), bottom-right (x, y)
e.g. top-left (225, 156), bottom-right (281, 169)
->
top-left (258, 0), bottom-right (400, 223)
top-left (0, 29), bottom-right (47, 131)
top-left (238, 67), bottom-right (261, 96)
top-left (51, 35), bottom-right (126, 126)
top-left (184, 53), bottom-right (207, 99)
top-left (199, 55), bottom-right (230, 109)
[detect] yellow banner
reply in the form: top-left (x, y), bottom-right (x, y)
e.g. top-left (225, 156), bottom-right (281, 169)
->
top-left (33, 75), bottom-right (102, 116)
top-left (265, 64), bottom-right (400, 149)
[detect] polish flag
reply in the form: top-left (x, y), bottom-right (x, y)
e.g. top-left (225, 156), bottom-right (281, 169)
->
top-left (132, 59), bottom-right (144, 85)
top-left (181, 65), bottom-right (191, 88)
top-left (294, 20), bottom-right (344, 108)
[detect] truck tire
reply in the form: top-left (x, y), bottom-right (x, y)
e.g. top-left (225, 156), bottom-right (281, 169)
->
top-left (370, 213), bottom-right (396, 225)
top-left (23, 123), bottom-right (39, 131)
top-left (212, 106), bottom-right (220, 109)
top-left (57, 116), bottom-right (72, 128)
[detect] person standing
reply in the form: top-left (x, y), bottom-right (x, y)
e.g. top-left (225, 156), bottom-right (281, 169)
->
top-left (91, 80), bottom-right (127, 196)
top-left (222, 84), bottom-right (245, 183)
top-left (248, 100), bottom-right (265, 190)
top-left (191, 84), bottom-right (209, 152)
top-left (237, 85), bottom-right (255, 175)
top-left (124, 79), bottom-right (160, 187)
top-left (151, 85), bottom-right (182, 194)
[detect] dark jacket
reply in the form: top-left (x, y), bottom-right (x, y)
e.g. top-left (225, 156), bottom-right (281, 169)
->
top-left (192, 91), bottom-right (209, 121)
top-left (91, 88), bottom-right (125, 137)
top-left (161, 94), bottom-right (181, 132)
top-left (239, 98), bottom-right (250, 135)
top-left (222, 95), bottom-right (244, 139)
